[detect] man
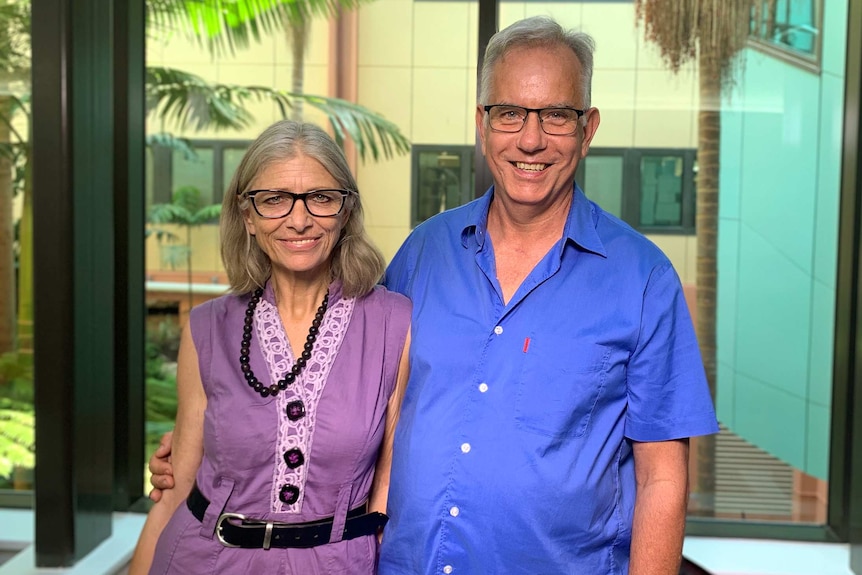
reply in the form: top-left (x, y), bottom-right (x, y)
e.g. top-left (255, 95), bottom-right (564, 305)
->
top-left (150, 15), bottom-right (718, 574)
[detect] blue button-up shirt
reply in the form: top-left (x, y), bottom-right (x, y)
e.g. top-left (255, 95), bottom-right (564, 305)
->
top-left (380, 186), bottom-right (719, 575)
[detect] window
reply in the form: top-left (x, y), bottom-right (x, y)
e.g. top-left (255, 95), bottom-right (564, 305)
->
top-left (412, 146), bottom-right (475, 227)
top-left (411, 145), bottom-right (696, 234)
top-left (578, 148), bottom-right (697, 234)
top-left (750, 0), bottom-right (822, 71)
top-left (147, 139), bottom-right (252, 209)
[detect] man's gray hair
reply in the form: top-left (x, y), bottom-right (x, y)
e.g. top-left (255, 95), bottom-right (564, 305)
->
top-left (479, 15), bottom-right (596, 109)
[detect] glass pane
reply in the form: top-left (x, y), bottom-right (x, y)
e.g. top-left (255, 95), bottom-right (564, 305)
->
top-left (0, 0), bottom-right (34, 497)
top-left (583, 155), bottom-right (623, 218)
top-left (172, 147), bottom-right (215, 205)
top-left (416, 150), bottom-right (465, 223)
top-left (223, 147), bottom-right (247, 198)
top-left (640, 155), bottom-right (683, 226)
top-left (145, 146), bottom-right (154, 211)
top-left (751, 0), bottom-right (819, 58)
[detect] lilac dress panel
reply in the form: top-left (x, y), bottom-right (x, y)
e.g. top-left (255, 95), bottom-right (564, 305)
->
top-left (149, 281), bottom-right (411, 575)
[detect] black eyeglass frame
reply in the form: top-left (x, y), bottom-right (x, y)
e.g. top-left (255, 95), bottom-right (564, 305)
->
top-left (244, 189), bottom-right (352, 219)
top-left (483, 104), bottom-right (587, 136)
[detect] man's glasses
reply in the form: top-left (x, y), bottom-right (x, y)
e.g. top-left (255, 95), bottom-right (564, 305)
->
top-left (484, 105), bottom-right (586, 136)
top-left (245, 189), bottom-right (351, 219)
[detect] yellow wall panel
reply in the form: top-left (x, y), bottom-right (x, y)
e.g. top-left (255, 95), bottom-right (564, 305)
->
top-left (357, 66), bottom-right (413, 140)
top-left (412, 68), bottom-right (469, 143)
top-left (358, 0), bottom-right (413, 67)
top-left (633, 69), bottom-right (696, 148)
top-left (413, 2), bottom-right (471, 68)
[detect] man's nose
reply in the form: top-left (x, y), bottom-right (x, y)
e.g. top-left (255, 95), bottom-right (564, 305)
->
top-left (517, 111), bottom-right (547, 149)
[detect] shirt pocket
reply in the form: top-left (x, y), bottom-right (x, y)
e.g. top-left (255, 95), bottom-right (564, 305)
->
top-left (516, 339), bottom-right (610, 439)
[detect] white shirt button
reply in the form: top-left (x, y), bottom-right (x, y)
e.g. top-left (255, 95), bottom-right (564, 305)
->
top-left (449, 506), bottom-right (460, 517)
top-left (494, 325), bottom-right (503, 335)
top-left (443, 566), bottom-right (453, 574)
top-left (460, 443), bottom-right (471, 453)
top-left (478, 383), bottom-right (488, 393)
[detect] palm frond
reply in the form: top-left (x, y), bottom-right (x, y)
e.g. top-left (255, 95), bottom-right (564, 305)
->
top-left (147, 69), bottom-right (410, 160)
top-left (147, 132), bottom-right (198, 160)
top-left (147, 0), bottom-right (374, 57)
top-left (148, 202), bottom-right (196, 225)
top-left (301, 94), bottom-right (411, 162)
top-left (189, 204), bottom-right (222, 225)
top-left (146, 66), bottom-right (256, 132)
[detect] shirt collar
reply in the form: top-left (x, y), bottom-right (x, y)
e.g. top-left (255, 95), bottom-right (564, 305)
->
top-left (459, 184), bottom-right (607, 258)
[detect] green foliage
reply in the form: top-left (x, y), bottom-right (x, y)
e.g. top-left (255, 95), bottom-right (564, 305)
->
top-left (145, 320), bottom-right (179, 473)
top-left (0, 398), bottom-right (34, 480)
top-left (149, 185), bottom-right (223, 226)
top-left (0, 351), bottom-right (34, 483)
top-left (145, 67), bottom-right (410, 162)
top-left (146, 132), bottom-right (198, 160)
top-left (0, 0), bottom-right (31, 79)
top-left (147, 0), bottom-right (374, 57)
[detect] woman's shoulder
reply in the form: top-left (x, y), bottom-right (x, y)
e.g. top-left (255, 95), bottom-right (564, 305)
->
top-left (357, 285), bottom-right (412, 316)
top-left (190, 291), bottom-right (249, 323)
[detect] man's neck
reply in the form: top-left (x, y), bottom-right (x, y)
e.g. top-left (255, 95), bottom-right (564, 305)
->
top-left (486, 191), bottom-right (572, 245)
top-left (486, 192), bottom-right (572, 304)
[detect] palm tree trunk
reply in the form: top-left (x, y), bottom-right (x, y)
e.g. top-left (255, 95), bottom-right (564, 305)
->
top-left (691, 45), bottom-right (720, 517)
top-left (0, 96), bottom-right (15, 355)
top-left (287, 18), bottom-right (309, 122)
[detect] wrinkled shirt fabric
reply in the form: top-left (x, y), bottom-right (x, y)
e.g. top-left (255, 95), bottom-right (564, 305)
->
top-left (379, 185), bottom-right (719, 575)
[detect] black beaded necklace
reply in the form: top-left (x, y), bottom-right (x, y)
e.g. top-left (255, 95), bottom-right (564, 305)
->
top-left (240, 287), bottom-right (329, 398)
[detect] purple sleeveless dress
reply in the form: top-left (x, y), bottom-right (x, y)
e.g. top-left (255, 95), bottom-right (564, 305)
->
top-left (149, 281), bottom-right (411, 575)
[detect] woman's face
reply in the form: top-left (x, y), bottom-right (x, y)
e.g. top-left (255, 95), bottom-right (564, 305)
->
top-left (243, 154), bottom-right (349, 281)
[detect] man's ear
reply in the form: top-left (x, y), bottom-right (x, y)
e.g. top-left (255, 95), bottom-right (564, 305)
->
top-left (475, 105), bottom-right (488, 157)
top-left (580, 107), bottom-right (601, 157)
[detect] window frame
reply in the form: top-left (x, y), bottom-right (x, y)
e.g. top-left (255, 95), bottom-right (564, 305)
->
top-left (748, 0), bottom-right (823, 74)
top-left (412, 144), bottom-right (697, 235)
top-left (411, 144), bottom-right (475, 228)
top-left (577, 147), bottom-right (697, 235)
top-left (149, 139), bottom-right (252, 207)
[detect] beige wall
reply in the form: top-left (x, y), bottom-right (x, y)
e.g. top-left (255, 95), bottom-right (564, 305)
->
top-left (148, 1), bottom-right (699, 286)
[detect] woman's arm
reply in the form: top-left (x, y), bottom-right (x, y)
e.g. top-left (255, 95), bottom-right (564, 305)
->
top-left (129, 321), bottom-right (206, 575)
top-left (368, 329), bottom-right (411, 521)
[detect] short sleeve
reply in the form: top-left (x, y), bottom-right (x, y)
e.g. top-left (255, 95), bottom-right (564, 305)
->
top-left (625, 263), bottom-right (719, 441)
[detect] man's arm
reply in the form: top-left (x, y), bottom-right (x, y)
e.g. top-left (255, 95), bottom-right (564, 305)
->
top-left (148, 431), bottom-right (174, 502)
top-left (369, 330), bottom-right (411, 540)
top-left (130, 322), bottom-right (206, 574)
top-left (629, 438), bottom-right (690, 575)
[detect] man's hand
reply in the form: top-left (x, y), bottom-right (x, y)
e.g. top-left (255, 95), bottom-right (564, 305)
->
top-left (148, 431), bottom-right (175, 502)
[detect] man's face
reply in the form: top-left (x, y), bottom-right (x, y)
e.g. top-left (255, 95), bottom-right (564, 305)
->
top-left (476, 44), bottom-right (600, 211)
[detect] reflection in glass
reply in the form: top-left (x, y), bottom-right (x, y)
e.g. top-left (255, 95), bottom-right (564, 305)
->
top-left (640, 155), bottom-right (682, 227)
top-left (750, 0), bottom-right (819, 57)
top-left (582, 155), bottom-right (623, 218)
top-left (0, 0), bottom-right (34, 497)
top-left (415, 149), bottom-right (473, 225)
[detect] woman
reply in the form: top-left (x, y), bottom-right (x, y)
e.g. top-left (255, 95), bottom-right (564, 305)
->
top-left (130, 120), bottom-right (411, 574)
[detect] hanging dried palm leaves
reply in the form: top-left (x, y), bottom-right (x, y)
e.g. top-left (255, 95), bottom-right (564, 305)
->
top-left (635, 0), bottom-right (755, 89)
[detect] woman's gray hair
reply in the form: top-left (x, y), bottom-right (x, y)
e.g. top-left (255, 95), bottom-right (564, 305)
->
top-left (220, 120), bottom-right (386, 298)
top-left (479, 15), bottom-right (595, 110)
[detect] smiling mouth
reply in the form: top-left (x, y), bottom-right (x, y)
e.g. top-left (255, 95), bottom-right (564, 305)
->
top-left (515, 162), bottom-right (548, 172)
top-left (284, 238), bottom-right (317, 246)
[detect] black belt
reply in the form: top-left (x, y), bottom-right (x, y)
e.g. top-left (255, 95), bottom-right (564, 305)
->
top-left (187, 483), bottom-right (388, 549)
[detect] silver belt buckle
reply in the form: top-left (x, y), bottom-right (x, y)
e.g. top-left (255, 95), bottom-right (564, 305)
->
top-left (216, 512), bottom-right (277, 550)
top-left (215, 512), bottom-right (246, 548)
